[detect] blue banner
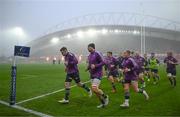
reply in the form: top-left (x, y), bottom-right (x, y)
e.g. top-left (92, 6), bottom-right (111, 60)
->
top-left (10, 66), bottom-right (17, 105)
top-left (14, 46), bottom-right (30, 57)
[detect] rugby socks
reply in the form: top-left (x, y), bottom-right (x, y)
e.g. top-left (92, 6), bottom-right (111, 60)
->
top-left (147, 74), bottom-right (150, 79)
top-left (156, 75), bottom-right (160, 81)
top-left (99, 97), bottom-right (105, 104)
top-left (99, 89), bottom-right (107, 99)
top-left (125, 92), bottom-right (130, 99)
top-left (82, 84), bottom-right (90, 92)
top-left (141, 80), bottom-right (145, 87)
top-left (124, 92), bottom-right (130, 104)
top-left (168, 77), bottom-right (173, 85)
top-left (138, 88), bottom-right (149, 100)
top-left (173, 77), bottom-right (176, 86)
top-left (102, 93), bottom-right (107, 99)
top-left (153, 77), bottom-right (157, 84)
top-left (137, 88), bottom-right (143, 93)
top-left (99, 90), bottom-right (107, 104)
top-left (65, 88), bottom-right (70, 100)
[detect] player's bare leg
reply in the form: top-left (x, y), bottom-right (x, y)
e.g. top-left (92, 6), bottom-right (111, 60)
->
top-left (172, 76), bottom-right (176, 87)
top-left (131, 81), bottom-right (149, 100)
top-left (167, 73), bottom-right (173, 86)
top-left (145, 71), bottom-right (151, 81)
top-left (91, 84), bottom-right (109, 108)
top-left (108, 76), bottom-right (116, 93)
top-left (77, 82), bottom-right (92, 97)
top-left (120, 83), bottom-right (130, 107)
top-left (152, 72), bottom-right (157, 84)
top-left (139, 73), bottom-right (146, 88)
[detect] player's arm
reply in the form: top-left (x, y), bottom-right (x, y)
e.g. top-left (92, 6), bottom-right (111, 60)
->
top-left (113, 58), bottom-right (119, 67)
top-left (94, 53), bottom-right (105, 68)
top-left (124, 58), bottom-right (137, 72)
top-left (171, 58), bottom-right (178, 65)
top-left (131, 59), bottom-right (138, 71)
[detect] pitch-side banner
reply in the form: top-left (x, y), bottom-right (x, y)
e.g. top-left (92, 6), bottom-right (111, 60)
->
top-left (14, 46), bottom-right (30, 57)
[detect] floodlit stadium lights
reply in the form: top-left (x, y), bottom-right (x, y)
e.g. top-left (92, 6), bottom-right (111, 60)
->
top-left (86, 29), bottom-right (97, 36)
top-left (51, 37), bottom-right (59, 43)
top-left (14, 27), bottom-right (24, 36)
top-left (76, 31), bottom-right (84, 38)
top-left (110, 30), bottom-right (114, 33)
top-left (67, 34), bottom-right (72, 39)
top-left (133, 30), bottom-right (138, 34)
top-left (101, 28), bottom-right (108, 34)
top-left (61, 29), bottom-right (141, 39)
top-left (114, 29), bottom-right (119, 33)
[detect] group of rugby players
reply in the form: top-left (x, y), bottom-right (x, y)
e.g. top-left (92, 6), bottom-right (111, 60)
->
top-left (58, 43), bottom-right (178, 108)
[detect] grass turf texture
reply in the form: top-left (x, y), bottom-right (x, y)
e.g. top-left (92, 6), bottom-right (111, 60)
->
top-left (0, 63), bottom-right (180, 116)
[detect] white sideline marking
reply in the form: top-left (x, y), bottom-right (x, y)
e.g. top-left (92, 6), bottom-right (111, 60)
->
top-left (0, 100), bottom-right (53, 117)
top-left (16, 80), bottom-right (90, 104)
top-left (20, 75), bottom-right (37, 79)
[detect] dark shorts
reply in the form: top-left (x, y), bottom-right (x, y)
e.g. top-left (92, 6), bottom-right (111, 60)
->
top-left (66, 72), bottom-right (81, 83)
top-left (108, 71), bottom-right (119, 78)
top-left (144, 68), bottom-right (150, 72)
top-left (150, 69), bottom-right (158, 73)
top-left (167, 69), bottom-right (176, 76)
top-left (123, 79), bottom-right (138, 84)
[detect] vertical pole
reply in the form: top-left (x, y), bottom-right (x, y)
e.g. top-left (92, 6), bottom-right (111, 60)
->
top-left (10, 56), bottom-right (17, 105)
top-left (141, 24), bottom-right (143, 56)
top-left (143, 23), bottom-right (146, 54)
top-left (142, 3), bottom-right (146, 55)
top-left (140, 1), bottom-right (143, 56)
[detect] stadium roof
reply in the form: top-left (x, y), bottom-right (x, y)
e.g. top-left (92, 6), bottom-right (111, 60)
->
top-left (39, 12), bottom-right (180, 38)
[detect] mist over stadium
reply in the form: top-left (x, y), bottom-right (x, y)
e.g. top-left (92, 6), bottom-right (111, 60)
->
top-left (23, 12), bottom-right (180, 63)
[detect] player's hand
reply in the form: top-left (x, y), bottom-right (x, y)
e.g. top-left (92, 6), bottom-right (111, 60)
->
top-left (169, 61), bottom-right (174, 64)
top-left (91, 64), bottom-right (96, 69)
top-left (124, 68), bottom-right (130, 73)
top-left (64, 61), bottom-right (68, 66)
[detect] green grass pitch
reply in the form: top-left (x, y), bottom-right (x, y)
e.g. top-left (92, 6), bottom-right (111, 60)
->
top-left (0, 63), bottom-right (180, 116)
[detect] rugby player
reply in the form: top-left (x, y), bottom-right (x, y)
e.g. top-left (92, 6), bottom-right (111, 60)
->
top-left (164, 52), bottom-right (178, 87)
top-left (104, 51), bottom-right (119, 93)
top-left (86, 43), bottom-right (109, 108)
top-left (120, 50), bottom-right (149, 108)
top-left (149, 53), bottom-right (160, 84)
top-left (59, 47), bottom-right (92, 104)
top-left (144, 53), bottom-right (150, 82)
top-left (134, 52), bottom-right (146, 88)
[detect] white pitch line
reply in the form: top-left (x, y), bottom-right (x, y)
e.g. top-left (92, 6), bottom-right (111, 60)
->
top-left (16, 80), bottom-right (90, 104)
top-left (0, 100), bottom-right (53, 117)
